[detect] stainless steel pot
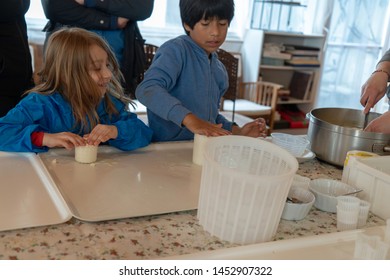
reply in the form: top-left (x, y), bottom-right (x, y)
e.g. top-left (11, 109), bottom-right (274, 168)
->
top-left (307, 107), bottom-right (390, 167)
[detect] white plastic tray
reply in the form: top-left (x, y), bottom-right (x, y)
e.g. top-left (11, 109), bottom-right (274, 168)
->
top-left (39, 142), bottom-right (201, 222)
top-left (0, 152), bottom-right (71, 231)
top-left (166, 226), bottom-right (388, 260)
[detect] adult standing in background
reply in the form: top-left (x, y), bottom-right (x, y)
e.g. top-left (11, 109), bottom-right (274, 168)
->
top-left (0, 0), bottom-right (34, 117)
top-left (360, 50), bottom-right (390, 133)
top-left (41, 0), bottom-right (154, 98)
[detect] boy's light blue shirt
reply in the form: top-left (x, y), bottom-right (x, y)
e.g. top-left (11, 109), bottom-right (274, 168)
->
top-left (135, 35), bottom-right (233, 142)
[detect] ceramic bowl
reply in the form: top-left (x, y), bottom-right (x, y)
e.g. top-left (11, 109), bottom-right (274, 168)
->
top-left (309, 178), bottom-right (359, 213)
top-left (281, 187), bottom-right (315, 221)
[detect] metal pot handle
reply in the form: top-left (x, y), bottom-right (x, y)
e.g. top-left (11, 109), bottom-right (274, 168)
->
top-left (372, 143), bottom-right (390, 153)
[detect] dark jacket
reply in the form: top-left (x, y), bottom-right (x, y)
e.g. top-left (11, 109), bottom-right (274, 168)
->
top-left (0, 0), bottom-right (34, 116)
top-left (41, 0), bottom-right (154, 98)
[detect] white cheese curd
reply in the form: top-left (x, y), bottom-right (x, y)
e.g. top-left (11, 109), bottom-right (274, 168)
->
top-left (75, 145), bottom-right (98, 164)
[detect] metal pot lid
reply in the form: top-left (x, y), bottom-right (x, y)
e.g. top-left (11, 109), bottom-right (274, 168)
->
top-left (308, 107), bottom-right (390, 140)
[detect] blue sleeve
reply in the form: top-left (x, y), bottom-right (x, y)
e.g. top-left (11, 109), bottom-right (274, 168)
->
top-left (135, 43), bottom-right (191, 127)
top-left (216, 114), bottom-right (234, 131)
top-left (103, 97), bottom-right (153, 151)
top-left (0, 95), bottom-right (49, 153)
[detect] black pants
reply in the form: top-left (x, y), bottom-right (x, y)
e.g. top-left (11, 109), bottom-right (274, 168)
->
top-left (0, 20), bottom-right (33, 117)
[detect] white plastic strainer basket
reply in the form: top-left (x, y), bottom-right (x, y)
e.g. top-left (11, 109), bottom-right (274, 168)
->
top-left (197, 135), bottom-right (298, 245)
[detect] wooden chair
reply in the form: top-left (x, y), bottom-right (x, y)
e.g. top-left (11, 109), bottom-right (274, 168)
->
top-left (216, 48), bottom-right (239, 114)
top-left (238, 81), bottom-right (282, 132)
top-left (137, 43), bottom-right (159, 84)
top-left (132, 43), bottom-right (159, 114)
top-left (217, 48), bottom-right (282, 132)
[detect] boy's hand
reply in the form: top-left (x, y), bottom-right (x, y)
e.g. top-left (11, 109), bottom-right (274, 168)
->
top-left (42, 132), bottom-right (86, 150)
top-left (232, 118), bottom-right (267, 138)
top-left (182, 113), bottom-right (231, 136)
top-left (84, 124), bottom-right (118, 146)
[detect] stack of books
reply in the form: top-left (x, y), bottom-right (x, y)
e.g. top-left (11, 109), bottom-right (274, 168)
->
top-left (283, 45), bottom-right (320, 67)
top-left (262, 43), bottom-right (292, 66)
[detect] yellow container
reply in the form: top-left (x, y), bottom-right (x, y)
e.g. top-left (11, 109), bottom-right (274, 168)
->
top-left (342, 150), bottom-right (378, 183)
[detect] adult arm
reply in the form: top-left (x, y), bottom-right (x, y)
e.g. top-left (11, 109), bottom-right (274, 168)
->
top-left (41, 0), bottom-right (153, 30)
top-left (41, 0), bottom-right (115, 30)
top-left (84, 0), bottom-right (154, 21)
top-left (360, 50), bottom-right (390, 114)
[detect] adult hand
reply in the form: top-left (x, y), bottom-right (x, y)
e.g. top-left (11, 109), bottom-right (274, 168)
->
top-left (360, 73), bottom-right (388, 114)
top-left (84, 124), bottom-right (118, 146)
top-left (233, 118), bottom-right (267, 138)
top-left (364, 111), bottom-right (390, 134)
top-left (118, 17), bottom-right (129, 29)
top-left (182, 113), bottom-right (231, 137)
top-left (42, 132), bottom-right (86, 150)
top-left (74, 0), bottom-right (85, 5)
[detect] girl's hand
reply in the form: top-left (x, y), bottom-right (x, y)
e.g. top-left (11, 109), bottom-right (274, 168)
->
top-left (182, 113), bottom-right (231, 136)
top-left (232, 118), bottom-right (267, 138)
top-left (84, 124), bottom-right (118, 146)
top-left (42, 132), bottom-right (86, 150)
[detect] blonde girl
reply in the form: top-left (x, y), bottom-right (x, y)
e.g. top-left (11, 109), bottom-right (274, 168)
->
top-left (0, 27), bottom-right (152, 152)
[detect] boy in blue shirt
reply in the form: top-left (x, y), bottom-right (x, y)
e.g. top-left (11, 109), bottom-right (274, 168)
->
top-left (136, 0), bottom-right (266, 142)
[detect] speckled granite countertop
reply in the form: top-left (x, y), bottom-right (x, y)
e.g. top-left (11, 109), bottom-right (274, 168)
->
top-left (0, 158), bottom-right (385, 260)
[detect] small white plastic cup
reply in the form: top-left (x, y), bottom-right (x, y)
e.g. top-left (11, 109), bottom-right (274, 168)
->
top-left (75, 145), bottom-right (98, 164)
top-left (357, 200), bottom-right (371, 228)
top-left (354, 233), bottom-right (389, 260)
top-left (336, 196), bottom-right (360, 231)
top-left (192, 134), bottom-right (209, 165)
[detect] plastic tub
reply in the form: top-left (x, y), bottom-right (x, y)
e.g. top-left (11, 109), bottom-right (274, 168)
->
top-left (342, 155), bottom-right (390, 219)
top-left (197, 135), bottom-right (298, 245)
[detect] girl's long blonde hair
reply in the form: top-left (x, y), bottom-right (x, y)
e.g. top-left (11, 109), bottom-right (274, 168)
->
top-left (27, 27), bottom-right (129, 132)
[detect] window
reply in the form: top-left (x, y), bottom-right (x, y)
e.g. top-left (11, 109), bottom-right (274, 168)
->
top-left (250, 0), bottom-right (309, 33)
top-left (249, 0), bottom-right (390, 113)
top-left (318, 0), bottom-right (390, 112)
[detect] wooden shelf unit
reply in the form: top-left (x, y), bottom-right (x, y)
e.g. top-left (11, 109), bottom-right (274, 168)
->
top-left (241, 30), bottom-right (326, 113)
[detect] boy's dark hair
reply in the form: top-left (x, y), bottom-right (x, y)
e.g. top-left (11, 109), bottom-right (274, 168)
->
top-left (179, 0), bottom-right (235, 35)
